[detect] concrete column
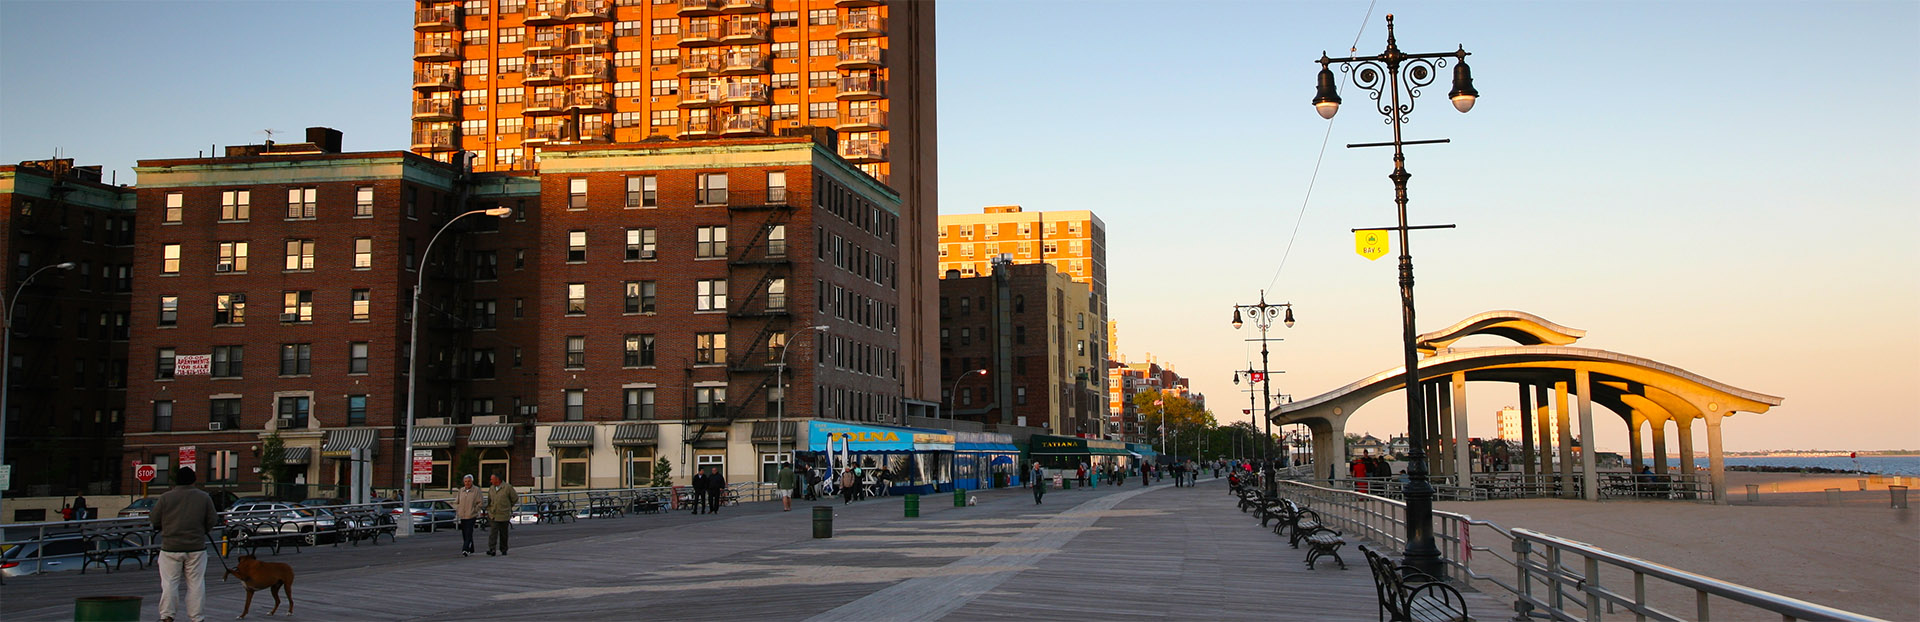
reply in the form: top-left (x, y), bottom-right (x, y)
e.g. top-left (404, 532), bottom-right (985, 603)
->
top-left (1326, 419), bottom-right (1349, 483)
top-left (1519, 383), bottom-right (1536, 477)
top-left (1535, 384), bottom-right (1552, 480)
top-left (1452, 372), bottom-right (1471, 480)
top-left (1651, 417), bottom-right (1670, 476)
top-left (1556, 380), bottom-right (1574, 496)
top-left (1628, 410), bottom-right (1646, 474)
top-left (1576, 370), bottom-right (1598, 501)
top-left (1676, 414), bottom-right (1696, 499)
top-left (1705, 413), bottom-right (1728, 504)
top-left (1436, 380), bottom-right (1454, 480)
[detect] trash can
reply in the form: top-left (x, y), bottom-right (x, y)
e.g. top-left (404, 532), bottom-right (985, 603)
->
top-left (73, 596), bottom-right (141, 622)
top-left (1061, 478), bottom-right (1071, 490)
top-left (812, 506), bottom-right (833, 538)
top-left (953, 489), bottom-right (966, 507)
top-left (1745, 484), bottom-right (1759, 502)
top-left (904, 493), bottom-right (919, 518)
top-left (1892, 485), bottom-right (1909, 509)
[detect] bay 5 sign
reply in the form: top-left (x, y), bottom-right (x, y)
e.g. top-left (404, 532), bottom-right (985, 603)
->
top-left (1356, 229), bottom-right (1389, 261)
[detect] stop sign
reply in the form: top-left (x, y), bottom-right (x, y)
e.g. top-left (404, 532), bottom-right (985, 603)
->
top-left (135, 464), bottom-right (157, 483)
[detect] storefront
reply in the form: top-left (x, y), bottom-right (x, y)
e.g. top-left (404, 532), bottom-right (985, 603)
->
top-left (1127, 443), bottom-right (1159, 469)
top-left (953, 431), bottom-right (1020, 490)
top-left (1029, 435), bottom-right (1134, 472)
top-left (804, 421), bottom-right (955, 495)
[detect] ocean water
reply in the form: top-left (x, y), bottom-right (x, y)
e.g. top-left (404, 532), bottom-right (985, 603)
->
top-left (1663, 455), bottom-right (1920, 476)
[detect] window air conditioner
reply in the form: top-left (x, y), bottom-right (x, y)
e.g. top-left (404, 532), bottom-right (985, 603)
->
top-left (216, 263), bottom-right (233, 273)
top-left (209, 421), bottom-right (225, 431)
top-left (280, 313), bottom-right (301, 323)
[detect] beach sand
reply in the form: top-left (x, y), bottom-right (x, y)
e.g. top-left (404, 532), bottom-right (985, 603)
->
top-left (1434, 471), bottom-right (1917, 621)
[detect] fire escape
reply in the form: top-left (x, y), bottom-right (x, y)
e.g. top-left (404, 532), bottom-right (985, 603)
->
top-left (681, 198), bottom-right (794, 446)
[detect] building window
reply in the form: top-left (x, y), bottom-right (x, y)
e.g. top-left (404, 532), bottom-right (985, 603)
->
top-left (284, 239), bottom-right (316, 271)
top-left (568, 230), bottom-right (587, 262)
top-left (767, 224), bottom-right (787, 257)
top-left (767, 278), bottom-right (787, 311)
top-left (651, 109), bottom-right (678, 127)
top-left (625, 228), bottom-right (656, 260)
top-left (280, 343), bottom-right (312, 375)
top-left (210, 397), bottom-right (241, 429)
top-left (158, 296), bottom-right (178, 327)
top-left (623, 334), bottom-right (655, 367)
top-left (566, 283), bottom-right (587, 315)
top-left (215, 293), bottom-right (246, 325)
top-left (351, 289), bottom-right (371, 322)
top-left (162, 244), bottom-right (181, 274)
top-left (164, 192), bottom-right (183, 223)
top-left (623, 388), bottom-right (654, 420)
top-left (650, 48), bottom-right (679, 66)
top-left (766, 171), bottom-right (787, 203)
top-left (348, 342), bottom-right (369, 374)
top-left (695, 226), bottom-right (727, 259)
top-left (156, 348), bottom-right (176, 379)
top-left (287, 187), bottom-right (317, 219)
top-left (354, 237), bottom-right (373, 269)
top-left (696, 173), bottom-right (728, 205)
top-left (627, 175), bottom-right (656, 208)
top-left (808, 102), bottom-right (835, 119)
top-left (564, 336), bottom-right (586, 369)
top-left (277, 396), bottom-right (310, 429)
top-left (807, 71), bottom-right (836, 88)
top-left (569, 178), bottom-right (588, 209)
top-left (564, 390), bottom-right (585, 421)
top-left (154, 400), bottom-right (173, 431)
top-left (347, 395), bottom-right (367, 425)
top-left (614, 111), bottom-right (643, 128)
top-left (771, 73), bottom-right (798, 89)
top-left (1016, 387), bottom-right (1027, 405)
top-left (472, 349), bottom-right (496, 379)
top-left (651, 17), bottom-right (677, 34)
top-left (695, 279), bottom-right (727, 312)
top-left (806, 9), bottom-right (835, 26)
top-left (221, 190), bottom-right (250, 221)
top-left (217, 242), bottom-right (248, 273)
top-left (770, 41), bottom-right (798, 60)
top-left (354, 186), bottom-right (374, 217)
top-left (282, 291), bottom-right (313, 322)
top-left (770, 103), bottom-right (798, 120)
top-left (624, 281), bottom-right (656, 313)
top-left (694, 332), bottom-right (726, 364)
top-left (498, 87), bottom-right (524, 104)
top-left (211, 345), bottom-right (243, 378)
top-left (694, 386), bottom-right (726, 417)
top-left (557, 447), bottom-right (588, 487)
top-left (807, 39), bottom-right (837, 57)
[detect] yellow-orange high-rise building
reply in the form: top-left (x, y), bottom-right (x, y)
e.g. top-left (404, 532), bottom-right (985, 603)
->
top-left (937, 205), bottom-right (1106, 318)
top-left (412, 0), bottom-right (943, 411)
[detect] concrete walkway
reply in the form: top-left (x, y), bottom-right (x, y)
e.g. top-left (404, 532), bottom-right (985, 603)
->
top-left (1, 476), bottom-right (1510, 621)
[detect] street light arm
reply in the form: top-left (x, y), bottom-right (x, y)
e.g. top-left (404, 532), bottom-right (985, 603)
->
top-left (2, 262), bottom-right (78, 326)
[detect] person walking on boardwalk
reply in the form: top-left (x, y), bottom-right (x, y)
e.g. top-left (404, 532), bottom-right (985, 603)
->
top-left (454, 474), bottom-right (484, 557)
top-left (152, 467), bottom-right (218, 622)
top-left (486, 473), bottom-right (516, 556)
top-left (690, 468), bottom-right (710, 514)
top-left (777, 463), bottom-right (797, 512)
top-left (840, 468), bottom-right (859, 504)
top-left (707, 467), bottom-right (728, 514)
top-left (1031, 464), bottom-right (1047, 504)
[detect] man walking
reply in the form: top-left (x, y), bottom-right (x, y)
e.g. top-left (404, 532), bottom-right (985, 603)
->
top-left (840, 468), bottom-right (858, 504)
top-left (454, 474), bottom-right (484, 557)
top-left (1031, 463), bottom-right (1047, 504)
top-left (151, 467), bottom-right (218, 622)
top-left (777, 463), bottom-right (797, 512)
top-left (486, 473), bottom-right (516, 556)
top-left (690, 468), bottom-right (709, 514)
top-left (707, 466), bottom-right (728, 514)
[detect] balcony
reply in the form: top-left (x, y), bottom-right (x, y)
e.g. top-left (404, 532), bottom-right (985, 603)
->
top-left (719, 50), bottom-right (768, 75)
top-left (567, 89), bottom-right (611, 113)
top-left (839, 139), bottom-right (886, 163)
top-left (524, 0), bottom-right (565, 25)
top-left (525, 29), bottom-right (563, 54)
top-left (719, 19), bottom-right (767, 44)
top-left (677, 117), bottom-right (721, 139)
top-left (836, 75), bottom-right (885, 100)
top-left (414, 39), bottom-right (460, 62)
top-left (720, 0), bottom-right (768, 13)
top-left (679, 54), bottom-right (723, 77)
top-left (575, 124), bottom-right (612, 143)
top-left (677, 0), bottom-right (722, 16)
top-left (837, 14), bottom-right (885, 38)
top-left (412, 129), bottom-right (457, 152)
top-left (835, 0), bottom-right (882, 6)
top-left (680, 20), bottom-right (720, 46)
top-left (678, 85), bottom-right (723, 107)
top-left (415, 5), bottom-right (460, 31)
top-left (523, 124), bottom-right (567, 145)
top-left (563, 0), bottom-right (611, 22)
top-left (413, 67), bottom-right (460, 91)
top-left (411, 99), bottom-right (459, 121)
top-left (565, 57), bottom-right (610, 83)
top-left (524, 91), bottom-right (568, 115)
top-left (721, 81), bottom-right (770, 105)
top-left (837, 46), bottom-right (885, 69)
top-left (565, 30), bottom-right (610, 53)
top-left (835, 110), bottom-right (886, 131)
top-left (524, 59), bottom-right (566, 86)
top-left (721, 112), bottom-right (769, 136)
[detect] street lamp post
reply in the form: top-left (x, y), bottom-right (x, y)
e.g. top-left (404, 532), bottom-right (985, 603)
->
top-left (399, 207), bottom-right (511, 535)
top-left (1231, 291), bottom-right (1294, 499)
top-left (775, 325), bottom-right (830, 478)
top-left (1311, 13), bottom-right (1478, 578)
top-left (0, 261), bottom-right (76, 511)
top-left (945, 368), bottom-right (986, 421)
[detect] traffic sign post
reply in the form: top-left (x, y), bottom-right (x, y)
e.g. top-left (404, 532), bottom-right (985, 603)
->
top-left (135, 462), bottom-right (156, 497)
top-left (412, 449), bottom-right (433, 485)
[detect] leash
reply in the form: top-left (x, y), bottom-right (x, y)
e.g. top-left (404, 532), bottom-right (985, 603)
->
top-left (207, 531), bottom-right (234, 574)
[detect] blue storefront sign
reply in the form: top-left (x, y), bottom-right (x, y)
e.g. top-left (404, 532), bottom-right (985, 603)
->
top-left (805, 421), bottom-right (958, 494)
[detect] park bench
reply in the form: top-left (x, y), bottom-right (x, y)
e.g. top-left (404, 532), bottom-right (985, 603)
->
top-left (80, 527), bottom-right (158, 574)
top-left (1360, 545), bottom-right (1469, 622)
top-left (630, 492), bottom-right (666, 514)
top-left (1268, 500), bottom-right (1315, 538)
top-left (336, 509), bottom-right (396, 546)
top-left (1288, 512), bottom-right (1347, 570)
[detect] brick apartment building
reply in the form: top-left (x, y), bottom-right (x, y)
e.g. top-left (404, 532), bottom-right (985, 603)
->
top-left (1108, 356), bottom-right (1198, 442)
top-left (0, 160), bottom-right (136, 497)
top-left (938, 259), bottom-right (1104, 437)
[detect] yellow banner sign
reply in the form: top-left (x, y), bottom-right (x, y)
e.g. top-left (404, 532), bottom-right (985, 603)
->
top-left (1356, 229), bottom-right (1389, 261)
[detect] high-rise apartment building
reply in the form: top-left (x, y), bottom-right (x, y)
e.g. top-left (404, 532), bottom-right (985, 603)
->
top-left (938, 260), bottom-right (1104, 437)
top-left (411, 0), bottom-right (939, 414)
top-left (937, 205), bottom-right (1106, 318)
top-left (1495, 406), bottom-right (1562, 445)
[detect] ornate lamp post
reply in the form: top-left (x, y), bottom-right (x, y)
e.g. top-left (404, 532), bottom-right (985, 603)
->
top-left (1231, 291), bottom-right (1293, 499)
top-left (1312, 13), bottom-right (1478, 577)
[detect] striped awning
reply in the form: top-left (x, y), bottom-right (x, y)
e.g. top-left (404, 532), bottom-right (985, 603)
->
top-left (321, 428), bottom-right (379, 458)
top-left (468, 424), bottom-right (516, 448)
top-left (612, 423), bottom-right (659, 446)
top-left (281, 447), bottom-right (312, 465)
top-left (546, 424), bottom-right (596, 447)
top-left (414, 426), bottom-right (455, 449)
top-left (751, 421), bottom-right (796, 444)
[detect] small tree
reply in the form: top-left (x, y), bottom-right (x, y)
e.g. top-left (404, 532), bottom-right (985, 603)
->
top-left (259, 432), bottom-right (299, 499)
top-left (454, 448), bottom-right (480, 484)
top-left (649, 457), bottom-right (674, 488)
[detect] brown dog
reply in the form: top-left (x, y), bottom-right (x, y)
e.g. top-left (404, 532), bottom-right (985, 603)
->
top-left (222, 555), bottom-right (294, 618)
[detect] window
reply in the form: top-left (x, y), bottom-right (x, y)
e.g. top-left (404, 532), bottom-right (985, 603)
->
top-left (807, 71), bottom-right (836, 88)
top-left (767, 278), bottom-right (787, 311)
top-left (215, 293), bottom-right (246, 325)
top-left (274, 343), bottom-right (311, 376)
top-left (347, 395), bottom-right (367, 425)
top-left (807, 9), bottom-right (836, 25)
top-left (770, 10), bottom-right (797, 27)
top-left (767, 224), bottom-right (787, 257)
top-left (564, 390), bottom-right (585, 421)
top-left (154, 400), bottom-right (173, 432)
top-left (558, 446), bottom-right (588, 486)
top-left (354, 186), bottom-right (374, 217)
top-left (808, 102), bottom-right (835, 119)
top-left (626, 176), bottom-right (657, 208)
top-left (498, 87), bottom-right (524, 104)
top-left (808, 39), bottom-right (837, 57)
top-left (694, 386), bottom-right (726, 417)
top-left (569, 177), bottom-right (588, 209)
top-left (497, 56), bottom-right (524, 74)
top-left (499, 26), bottom-right (524, 43)
top-left (650, 49), bottom-right (679, 65)
top-left (770, 41), bottom-right (798, 59)
top-left (767, 171), bottom-right (787, 203)
top-left (472, 349), bottom-right (496, 379)
top-left (612, 19), bottom-right (643, 36)
top-left (623, 334), bottom-right (654, 367)
top-left (696, 279), bottom-right (727, 312)
top-left (651, 109), bottom-right (679, 126)
top-left (624, 280), bottom-right (656, 313)
top-left (158, 296), bottom-right (178, 327)
top-left (209, 345), bottom-right (243, 378)
top-left (566, 283), bottom-right (587, 315)
top-left (567, 230), bottom-right (587, 261)
top-left (215, 241), bottom-right (248, 273)
top-left (162, 244), bottom-right (181, 274)
top-left (651, 17), bottom-right (677, 34)
top-left (342, 341), bottom-right (367, 374)
top-left (282, 291), bottom-right (313, 322)
top-left (353, 237), bottom-right (373, 269)
top-left (564, 336), bottom-right (586, 369)
top-left (614, 111), bottom-right (643, 128)
top-left (770, 103), bottom-right (798, 120)
top-left (287, 187), bottom-right (316, 219)
top-left (1016, 387), bottom-right (1027, 405)
top-left (277, 396), bottom-right (310, 429)
top-left (351, 289), bottom-right (371, 322)
top-left (771, 73), bottom-right (798, 89)
top-left (156, 348), bottom-right (176, 379)
top-left (210, 397), bottom-right (240, 429)
top-left (164, 192), bottom-right (183, 223)
top-left (284, 239), bottom-right (315, 270)
top-left (694, 332), bottom-right (726, 364)
top-left (695, 226), bottom-right (727, 258)
top-left (623, 388), bottom-right (655, 420)
top-left (696, 173), bottom-right (728, 205)
top-left (221, 190), bottom-right (250, 221)
top-left (625, 227), bottom-right (656, 260)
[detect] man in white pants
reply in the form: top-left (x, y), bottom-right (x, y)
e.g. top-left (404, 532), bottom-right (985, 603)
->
top-left (151, 466), bottom-right (219, 622)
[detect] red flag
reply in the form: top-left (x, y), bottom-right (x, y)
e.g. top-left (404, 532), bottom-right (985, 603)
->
top-left (1153, 399), bottom-right (1164, 406)
top-left (1250, 372), bottom-right (1265, 383)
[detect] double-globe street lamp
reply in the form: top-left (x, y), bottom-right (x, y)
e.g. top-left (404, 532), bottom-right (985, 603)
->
top-left (1231, 292), bottom-right (1293, 499)
top-left (399, 207), bottom-right (512, 534)
top-left (774, 325), bottom-right (830, 474)
top-left (1311, 13), bottom-right (1478, 577)
top-left (0, 261), bottom-right (77, 513)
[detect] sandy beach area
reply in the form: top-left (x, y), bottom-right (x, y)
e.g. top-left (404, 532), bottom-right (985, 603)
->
top-left (1435, 471), bottom-right (1916, 621)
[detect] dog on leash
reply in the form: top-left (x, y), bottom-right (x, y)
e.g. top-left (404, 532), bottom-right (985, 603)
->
top-left (223, 555), bottom-right (294, 618)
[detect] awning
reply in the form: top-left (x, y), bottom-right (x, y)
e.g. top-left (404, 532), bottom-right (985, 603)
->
top-left (281, 447), bottom-right (312, 465)
top-left (468, 424), bottom-right (516, 448)
top-left (546, 424), bottom-right (596, 447)
top-left (1089, 445), bottom-right (1132, 456)
top-left (321, 428), bottom-right (379, 458)
top-left (612, 423), bottom-right (659, 446)
top-left (414, 426), bottom-right (455, 449)
top-left (751, 421), bottom-right (796, 444)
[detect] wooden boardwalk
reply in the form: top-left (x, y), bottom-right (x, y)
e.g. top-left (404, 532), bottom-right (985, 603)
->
top-left (1, 477), bottom-right (1510, 621)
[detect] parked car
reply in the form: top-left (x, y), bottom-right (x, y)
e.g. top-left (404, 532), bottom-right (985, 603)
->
top-left (117, 497), bottom-right (157, 518)
top-left (0, 534), bottom-right (137, 577)
top-left (227, 502), bottom-right (337, 546)
top-left (226, 496), bottom-right (272, 511)
top-left (509, 502), bottom-right (544, 525)
top-left (389, 500), bottom-right (457, 531)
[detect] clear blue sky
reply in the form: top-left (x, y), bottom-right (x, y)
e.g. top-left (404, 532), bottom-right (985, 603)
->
top-left (4, 1), bottom-right (1916, 451)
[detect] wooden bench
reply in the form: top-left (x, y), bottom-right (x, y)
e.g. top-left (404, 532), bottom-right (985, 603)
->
top-left (1268, 501), bottom-right (1313, 538)
top-left (1287, 513), bottom-right (1347, 570)
top-left (1360, 545), bottom-right (1468, 622)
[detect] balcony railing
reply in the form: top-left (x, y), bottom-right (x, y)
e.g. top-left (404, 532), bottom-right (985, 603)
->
top-left (679, 54), bottom-right (723, 76)
top-left (720, 50), bottom-right (768, 74)
top-left (679, 84), bottom-right (723, 107)
top-left (565, 57), bottom-right (609, 82)
top-left (524, 91), bottom-right (568, 115)
top-left (524, 0), bottom-right (565, 25)
top-left (565, 30), bottom-right (610, 53)
top-left (835, 110), bottom-right (886, 131)
top-left (678, 0), bottom-right (722, 15)
top-left (721, 112), bottom-right (769, 136)
top-left (525, 29), bottom-right (563, 53)
top-left (836, 75), bottom-right (885, 99)
top-left (411, 99), bottom-right (459, 121)
top-left (413, 39), bottom-right (460, 61)
top-left (524, 60), bottom-right (566, 85)
top-left (563, 0), bottom-right (610, 22)
top-left (412, 129), bottom-right (456, 152)
top-left (839, 139), bottom-right (887, 163)
top-left (837, 14), bottom-right (885, 38)
top-left (835, 0), bottom-right (882, 6)
top-left (680, 20), bottom-right (720, 46)
top-left (567, 89), bottom-right (611, 112)
top-left (413, 67), bottom-right (460, 91)
top-left (721, 81), bottom-right (770, 104)
top-left (837, 46), bottom-right (885, 69)
top-left (415, 5), bottom-right (460, 31)
top-left (719, 19), bottom-right (767, 44)
top-left (678, 117), bottom-right (721, 139)
top-left (576, 124), bottom-right (611, 142)
top-left (720, 0), bottom-right (768, 13)
top-left (524, 124), bottom-right (568, 144)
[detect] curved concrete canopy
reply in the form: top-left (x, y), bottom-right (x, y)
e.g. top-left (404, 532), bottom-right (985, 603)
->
top-left (1416, 310), bottom-right (1587, 355)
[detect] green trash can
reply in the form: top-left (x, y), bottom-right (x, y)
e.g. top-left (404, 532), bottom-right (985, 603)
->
top-left (1062, 478), bottom-right (1071, 490)
top-left (73, 596), bottom-right (141, 622)
top-left (953, 489), bottom-right (966, 507)
top-left (904, 493), bottom-right (919, 518)
top-left (812, 505), bottom-right (833, 538)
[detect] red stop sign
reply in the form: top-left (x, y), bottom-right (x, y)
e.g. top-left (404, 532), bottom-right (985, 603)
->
top-left (135, 464), bottom-right (156, 483)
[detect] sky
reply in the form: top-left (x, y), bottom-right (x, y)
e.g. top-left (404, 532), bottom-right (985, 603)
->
top-left (3, 0), bottom-right (1916, 452)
